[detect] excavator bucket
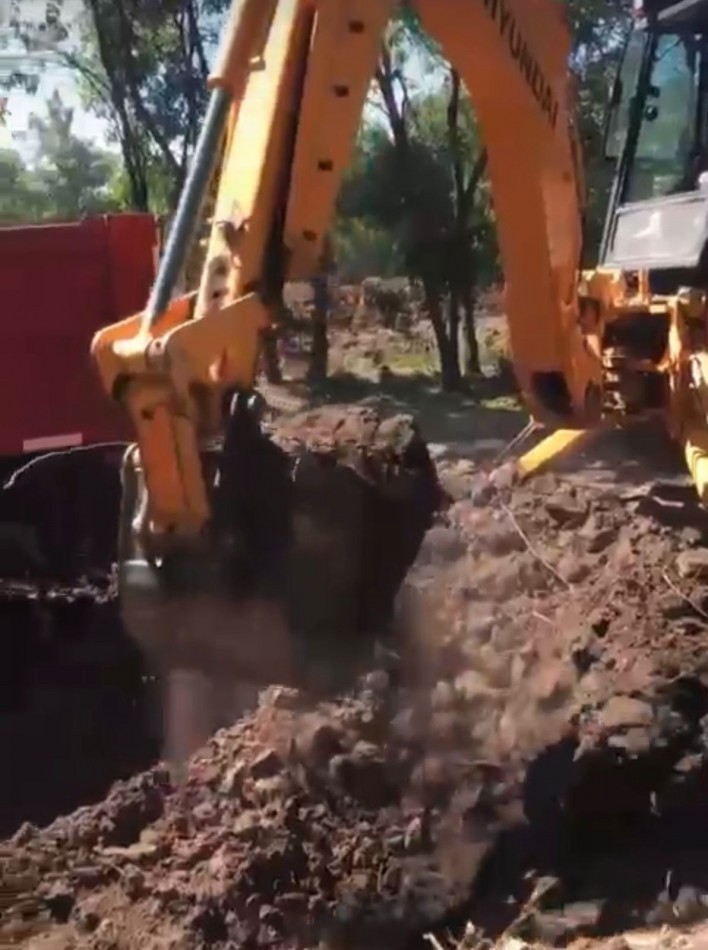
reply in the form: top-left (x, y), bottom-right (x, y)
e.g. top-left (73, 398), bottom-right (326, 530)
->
top-left (117, 401), bottom-right (442, 766)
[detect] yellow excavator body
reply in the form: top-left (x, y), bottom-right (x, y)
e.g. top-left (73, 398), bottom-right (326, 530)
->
top-left (90, 0), bottom-right (708, 755)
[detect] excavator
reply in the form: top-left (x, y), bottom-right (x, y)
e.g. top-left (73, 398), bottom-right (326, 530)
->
top-left (90, 0), bottom-right (708, 757)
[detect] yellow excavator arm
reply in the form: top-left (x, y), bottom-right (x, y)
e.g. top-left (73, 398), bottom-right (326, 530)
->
top-left (92, 0), bottom-right (591, 549)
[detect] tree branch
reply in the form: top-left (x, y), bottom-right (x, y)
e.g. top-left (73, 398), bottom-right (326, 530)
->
top-left (186, 0), bottom-right (209, 82)
top-left (374, 41), bottom-right (408, 153)
top-left (110, 0), bottom-right (181, 179)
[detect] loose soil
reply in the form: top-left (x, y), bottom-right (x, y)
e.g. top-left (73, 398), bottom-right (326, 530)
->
top-left (4, 403), bottom-right (708, 948)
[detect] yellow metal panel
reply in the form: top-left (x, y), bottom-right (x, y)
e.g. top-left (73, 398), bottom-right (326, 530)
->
top-left (517, 428), bottom-right (594, 479)
top-left (208, 0), bottom-right (280, 94)
top-left (284, 0), bottom-right (398, 276)
top-left (125, 382), bottom-right (210, 535)
top-left (196, 0), bottom-right (313, 319)
top-left (415, 0), bottom-right (596, 417)
top-left (684, 428), bottom-right (708, 505)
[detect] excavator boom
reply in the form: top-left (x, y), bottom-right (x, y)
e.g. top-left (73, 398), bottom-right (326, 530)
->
top-left (92, 0), bottom-right (589, 546)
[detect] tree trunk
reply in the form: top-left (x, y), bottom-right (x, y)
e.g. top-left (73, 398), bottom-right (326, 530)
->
top-left (260, 331), bottom-right (283, 384)
top-left (461, 283), bottom-right (481, 375)
top-left (426, 286), bottom-right (460, 392)
top-left (307, 275), bottom-right (329, 384)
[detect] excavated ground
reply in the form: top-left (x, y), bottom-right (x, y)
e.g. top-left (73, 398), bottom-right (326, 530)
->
top-left (3, 417), bottom-right (708, 949)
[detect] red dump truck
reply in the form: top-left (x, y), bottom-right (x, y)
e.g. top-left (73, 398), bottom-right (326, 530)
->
top-left (0, 214), bottom-right (158, 455)
top-left (0, 214), bottom-right (159, 580)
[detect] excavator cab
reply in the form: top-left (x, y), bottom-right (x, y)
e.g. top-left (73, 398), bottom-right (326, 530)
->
top-left (602, 0), bottom-right (708, 284)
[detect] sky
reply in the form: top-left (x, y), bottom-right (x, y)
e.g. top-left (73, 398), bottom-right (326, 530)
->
top-left (0, 0), bottom-right (438, 160)
top-left (0, 0), bottom-right (108, 155)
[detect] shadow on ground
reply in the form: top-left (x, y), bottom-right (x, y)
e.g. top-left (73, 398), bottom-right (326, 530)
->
top-left (310, 371), bottom-right (527, 451)
top-left (310, 372), bottom-right (691, 490)
top-left (0, 599), bottom-right (162, 837)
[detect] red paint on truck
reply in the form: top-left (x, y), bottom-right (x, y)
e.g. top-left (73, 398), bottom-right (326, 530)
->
top-left (0, 214), bottom-right (157, 456)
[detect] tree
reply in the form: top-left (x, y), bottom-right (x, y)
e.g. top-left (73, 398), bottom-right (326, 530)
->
top-left (0, 148), bottom-right (47, 223)
top-left (28, 90), bottom-right (120, 218)
top-left (0, 91), bottom-right (121, 225)
top-left (2, 0), bottom-right (231, 211)
top-left (338, 12), bottom-right (496, 390)
top-left (566, 0), bottom-right (634, 257)
top-left (0, 0), bottom-right (68, 96)
top-left (65, 0), bottom-right (231, 211)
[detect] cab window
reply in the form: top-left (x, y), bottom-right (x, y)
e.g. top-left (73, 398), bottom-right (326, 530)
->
top-left (628, 33), bottom-right (700, 199)
top-left (605, 29), bottom-right (647, 159)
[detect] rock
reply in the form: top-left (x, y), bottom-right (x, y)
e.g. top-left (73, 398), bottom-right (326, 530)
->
top-left (478, 645), bottom-right (512, 689)
top-left (403, 815), bottom-right (427, 853)
top-left (277, 892), bottom-right (308, 915)
top-left (671, 885), bottom-right (708, 924)
top-left (676, 548), bottom-right (708, 580)
top-left (646, 885), bottom-right (708, 925)
top-left (600, 696), bottom-right (654, 730)
top-left (418, 526), bottom-right (466, 566)
top-left (488, 462), bottom-right (517, 491)
top-left (466, 612), bottom-right (495, 644)
top-left (121, 865), bottom-right (146, 900)
top-left (99, 841), bottom-right (159, 862)
top-left (360, 670), bottom-right (390, 693)
top-left (530, 661), bottom-right (574, 709)
top-left (328, 743), bottom-right (391, 808)
top-left (296, 718), bottom-right (344, 765)
top-left (75, 910), bottom-right (102, 934)
top-left (681, 526), bottom-right (703, 547)
top-left (484, 524), bottom-right (527, 557)
top-left (439, 463), bottom-right (476, 502)
top-left (588, 608), bottom-right (612, 637)
top-left (580, 514), bottom-right (617, 552)
top-left (469, 476), bottom-right (496, 507)
top-left (571, 639), bottom-right (599, 675)
top-left (42, 884), bottom-right (75, 922)
top-left (431, 680), bottom-right (457, 710)
top-left (546, 497), bottom-right (589, 528)
top-left (524, 901), bottom-right (604, 942)
top-left (250, 749), bottom-right (283, 780)
top-left (259, 904), bottom-right (283, 928)
top-left (454, 670), bottom-right (492, 703)
top-left (10, 822), bottom-right (37, 846)
top-left (220, 762), bottom-right (247, 796)
top-left (607, 727), bottom-right (652, 754)
top-left (556, 553), bottom-right (592, 584)
top-left (258, 686), bottom-right (305, 710)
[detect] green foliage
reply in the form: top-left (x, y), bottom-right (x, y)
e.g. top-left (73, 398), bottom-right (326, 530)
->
top-left (567, 0), bottom-right (634, 257)
top-left (0, 1), bottom-right (68, 95)
top-left (28, 90), bottom-right (120, 218)
top-left (333, 217), bottom-right (402, 282)
top-left (2, 0), bottom-right (231, 211)
top-left (337, 24), bottom-right (495, 294)
top-left (0, 148), bottom-right (45, 222)
top-left (0, 91), bottom-right (122, 225)
top-left (2, 0), bottom-right (634, 272)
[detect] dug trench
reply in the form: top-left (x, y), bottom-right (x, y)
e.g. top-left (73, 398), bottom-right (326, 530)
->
top-left (4, 410), bottom-right (708, 947)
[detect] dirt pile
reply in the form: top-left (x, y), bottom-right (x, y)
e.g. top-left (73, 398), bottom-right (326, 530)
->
top-left (0, 682), bottom-right (516, 949)
top-left (4, 432), bottom-right (708, 948)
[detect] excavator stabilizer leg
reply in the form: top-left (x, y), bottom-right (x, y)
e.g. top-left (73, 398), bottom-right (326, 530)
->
top-left (516, 428), bottom-right (598, 479)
